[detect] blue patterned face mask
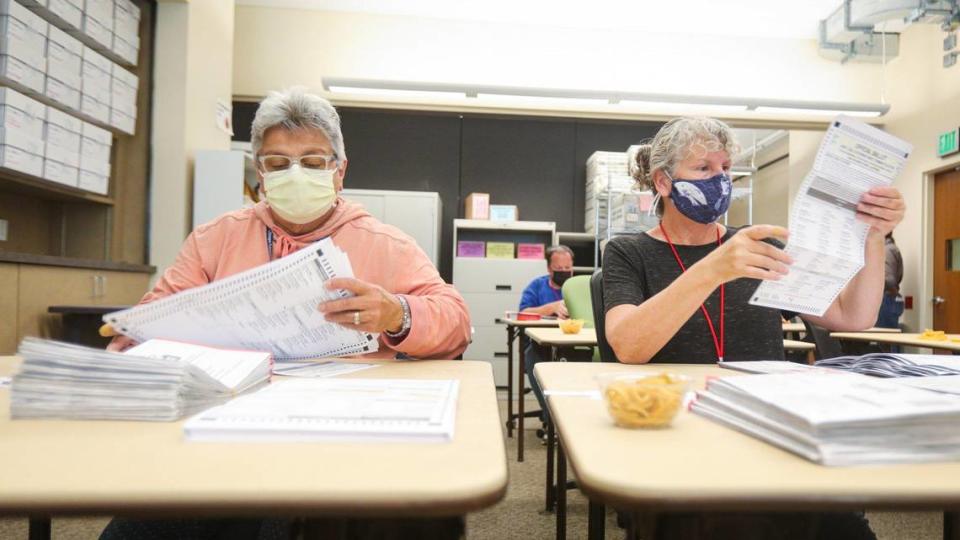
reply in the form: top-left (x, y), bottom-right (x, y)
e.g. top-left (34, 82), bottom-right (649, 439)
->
top-left (664, 171), bottom-right (732, 224)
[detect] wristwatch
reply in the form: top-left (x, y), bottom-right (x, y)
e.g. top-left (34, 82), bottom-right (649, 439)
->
top-left (384, 295), bottom-right (412, 339)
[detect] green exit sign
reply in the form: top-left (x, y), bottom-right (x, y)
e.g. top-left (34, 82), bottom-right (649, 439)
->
top-left (940, 128), bottom-right (960, 157)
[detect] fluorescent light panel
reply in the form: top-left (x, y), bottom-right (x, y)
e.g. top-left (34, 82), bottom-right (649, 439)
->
top-left (476, 93), bottom-right (609, 106)
top-left (327, 86), bottom-right (467, 99)
top-left (618, 100), bottom-right (748, 113)
top-left (753, 106), bottom-right (882, 118)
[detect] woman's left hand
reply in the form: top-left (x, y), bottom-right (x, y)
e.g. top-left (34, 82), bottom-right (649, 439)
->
top-left (318, 277), bottom-right (404, 334)
top-left (856, 186), bottom-right (905, 236)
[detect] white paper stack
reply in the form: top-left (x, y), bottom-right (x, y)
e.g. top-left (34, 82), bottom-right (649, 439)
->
top-left (0, 0), bottom-right (48, 95)
top-left (0, 86), bottom-right (46, 176)
top-left (184, 378), bottom-right (459, 443)
top-left (81, 0), bottom-right (114, 50)
top-left (80, 46), bottom-right (111, 123)
top-left (692, 371), bottom-right (960, 466)
top-left (11, 337), bottom-right (273, 421)
top-left (78, 119), bottom-right (110, 193)
top-left (111, 0), bottom-right (139, 65)
top-left (42, 107), bottom-right (80, 186)
top-left (104, 238), bottom-right (381, 360)
top-left (38, 0), bottom-right (83, 32)
top-left (109, 62), bottom-right (136, 133)
top-left (45, 25), bottom-right (83, 110)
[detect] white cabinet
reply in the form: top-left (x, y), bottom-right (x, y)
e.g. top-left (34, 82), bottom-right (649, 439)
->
top-left (341, 189), bottom-right (441, 267)
top-left (192, 149), bottom-right (256, 228)
top-left (452, 219), bottom-right (554, 386)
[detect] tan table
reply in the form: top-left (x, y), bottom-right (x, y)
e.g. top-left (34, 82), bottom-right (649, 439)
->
top-left (496, 317), bottom-right (560, 462)
top-left (831, 332), bottom-right (960, 354)
top-left (535, 362), bottom-right (960, 540)
top-left (0, 356), bottom-right (508, 535)
top-left (783, 338), bottom-right (816, 364)
top-left (782, 322), bottom-right (902, 336)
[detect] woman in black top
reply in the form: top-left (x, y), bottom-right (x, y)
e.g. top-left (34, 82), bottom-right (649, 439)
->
top-left (602, 117), bottom-right (904, 540)
top-left (604, 117), bottom-right (904, 364)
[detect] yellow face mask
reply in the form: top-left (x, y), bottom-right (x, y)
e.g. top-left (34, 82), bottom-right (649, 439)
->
top-left (262, 164), bottom-right (337, 224)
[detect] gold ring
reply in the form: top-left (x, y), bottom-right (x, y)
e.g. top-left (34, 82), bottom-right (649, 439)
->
top-left (353, 311), bottom-right (361, 325)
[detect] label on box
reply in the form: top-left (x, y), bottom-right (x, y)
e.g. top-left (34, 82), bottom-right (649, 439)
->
top-left (0, 54), bottom-right (46, 94)
top-left (486, 242), bottom-right (515, 259)
top-left (517, 243), bottom-right (545, 260)
top-left (43, 158), bottom-right (78, 187)
top-left (78, 168), bottom-right (108, 194)
top-left (45, 76), bottom-right (81, 110)
top-left (0, 143), bottom-right (42, 176)
top-left (456, 241), bottom-right (485, 258)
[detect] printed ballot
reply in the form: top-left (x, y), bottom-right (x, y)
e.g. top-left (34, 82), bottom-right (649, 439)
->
top-left (103, 238), bottom-right (378, 360)
top-left (750, 117), bottom-right (912, 315)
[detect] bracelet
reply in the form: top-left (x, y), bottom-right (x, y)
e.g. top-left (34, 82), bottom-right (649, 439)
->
top-left (384, 295), bottom-right (412, 339)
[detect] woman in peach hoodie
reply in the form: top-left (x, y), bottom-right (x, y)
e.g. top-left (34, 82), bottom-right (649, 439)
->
top-left (107, 88), bottom-right (470, 361)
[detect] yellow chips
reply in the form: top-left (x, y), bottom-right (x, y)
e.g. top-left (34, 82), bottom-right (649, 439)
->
top-left (919, 329), bottom-right (948, 341)
top-left (601, 372), bottom-right (687, 428)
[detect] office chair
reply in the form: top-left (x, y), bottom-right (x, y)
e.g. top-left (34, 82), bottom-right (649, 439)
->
top-left (560, 275), bottom-right (599, 362)
top-left (801, 318), bottom-right (845, 360)
top-left (589, 270), bottom-right (619, 363)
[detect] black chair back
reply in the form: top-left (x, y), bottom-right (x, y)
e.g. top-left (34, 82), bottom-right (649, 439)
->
top-left (590, 270), bottom-right (620, 363)
top-left (801, 319), bottom-right (845, 360)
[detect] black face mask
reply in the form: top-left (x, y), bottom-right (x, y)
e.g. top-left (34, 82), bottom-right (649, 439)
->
top-left (551, 270), bottom-right (572, 287)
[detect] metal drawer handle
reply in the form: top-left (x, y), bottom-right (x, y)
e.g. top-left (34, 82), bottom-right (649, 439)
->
top-left (493, 352), bottom-right (509, 358)
top-left (495, 285), bottom-right (512, 291)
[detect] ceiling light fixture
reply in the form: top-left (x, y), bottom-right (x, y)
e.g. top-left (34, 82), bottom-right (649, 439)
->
top-left (322, 78), bottom-right (890, 118)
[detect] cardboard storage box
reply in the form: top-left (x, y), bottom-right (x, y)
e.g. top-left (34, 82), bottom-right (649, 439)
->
top-left (42, 158), bottom-right (78, 187)
top-left (0, 143), bottom-right (42, 176)
top-left (47, 25), bottom-right (82, 89)
top-left (0, 0), bottom-right (48, 67)
top-left (456, 241), bottom-right (485, 258)
top-left (45, 107), bottom-right (81, 167)
top-left (517, 243), bottom-right (545, 260)
top-left (485, 242), bottom-right (514, 259)
top-left (77, 167), bottom-right (107, 194)
top-left (43, 0), bottom-right (82, 30)
top-left (0, 87), bottom-right (46, 139)
top-left (464, 192), bottom-right (489, 220)
top-left (489, 204), bottom-right (518, 222)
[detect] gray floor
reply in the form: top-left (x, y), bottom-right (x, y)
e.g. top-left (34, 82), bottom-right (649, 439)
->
top-left (0, 393), bottom-right (945, 539)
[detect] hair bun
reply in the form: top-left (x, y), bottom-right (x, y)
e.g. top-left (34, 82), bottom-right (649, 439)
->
top-left (627, 143), bottom-right (653, 188)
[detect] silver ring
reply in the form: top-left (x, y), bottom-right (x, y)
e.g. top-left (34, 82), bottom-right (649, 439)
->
top-left (353, 311), bottom-right (361, 325)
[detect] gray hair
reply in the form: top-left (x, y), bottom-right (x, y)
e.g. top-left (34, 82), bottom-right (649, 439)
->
top-left (546, 245), bottom-right (574, 264)
top-left (250, 87), bottom-right (346, 162)
top-left (629, 116), bottom-right (740, 216)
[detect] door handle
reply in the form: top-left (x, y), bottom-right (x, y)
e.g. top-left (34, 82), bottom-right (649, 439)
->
top-left (933, 296), bottom-right (946, 306)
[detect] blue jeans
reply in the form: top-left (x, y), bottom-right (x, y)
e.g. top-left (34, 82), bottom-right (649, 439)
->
top-left (876, 293), bottom-right (904, 329)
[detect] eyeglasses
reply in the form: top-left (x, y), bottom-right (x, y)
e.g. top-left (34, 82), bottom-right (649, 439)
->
top-left (257, 154), bottom-right (338, 173)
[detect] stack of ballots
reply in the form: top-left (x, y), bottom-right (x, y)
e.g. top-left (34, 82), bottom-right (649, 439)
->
top-left (11, 337), bottom-right (272, 421)
top-left (691, 371), bottom-right (960, 466)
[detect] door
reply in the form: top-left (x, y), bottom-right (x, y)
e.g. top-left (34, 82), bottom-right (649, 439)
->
top-left (933, 168), bottom-right (960, 332)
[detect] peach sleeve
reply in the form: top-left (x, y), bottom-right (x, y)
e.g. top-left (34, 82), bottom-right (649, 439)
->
top-left (137, 232), bottom-right (211, 305)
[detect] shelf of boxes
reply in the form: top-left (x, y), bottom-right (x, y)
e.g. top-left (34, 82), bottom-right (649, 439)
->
top-left (0, 85), bottom-right (112, 197)
top-left (0, 0), bottom-right (140, 137)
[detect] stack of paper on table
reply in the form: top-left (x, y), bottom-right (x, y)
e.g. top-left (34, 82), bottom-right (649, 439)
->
top-left (184, 378), bottom-right (459, 443)
top-left (103, 238), bottom-right (378, 360)
top-left (11, 338), bottom-right (272, 421)
top-left (691, 371), bottom-right (960, 466)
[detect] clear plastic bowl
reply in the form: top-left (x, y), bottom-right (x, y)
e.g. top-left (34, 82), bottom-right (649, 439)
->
top-left (596, 371), bottom-right (691, 428)
top-left (559, 319), bottom-right (584, 334)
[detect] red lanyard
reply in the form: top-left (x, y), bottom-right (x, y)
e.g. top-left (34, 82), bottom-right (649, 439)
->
top-left (660, 223), bottom-right (725, 363)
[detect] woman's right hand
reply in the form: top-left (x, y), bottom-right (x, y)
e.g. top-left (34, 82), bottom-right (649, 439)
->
top-left (699, 225), bottom-right (793, 284)
top-left (101, 324), bottom-right (138, 352)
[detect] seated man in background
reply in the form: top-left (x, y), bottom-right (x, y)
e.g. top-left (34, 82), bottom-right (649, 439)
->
top-left (519, 245), bottom-right (588, 428)
top-left (106, 87), bottom-right (471, 362)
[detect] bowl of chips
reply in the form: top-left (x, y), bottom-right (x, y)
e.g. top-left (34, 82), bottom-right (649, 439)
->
top-left (596, 372), bottom-right (691, 428)
top-left (559, 319), bottom-right (585, 334)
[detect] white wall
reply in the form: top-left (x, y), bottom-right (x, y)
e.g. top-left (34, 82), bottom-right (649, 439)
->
top-left (232, 5), bottom-right (884, 117)
top-left (880, 24), bottom-right (960, 331)
top-left (150, 0), bottom-right (236, 276)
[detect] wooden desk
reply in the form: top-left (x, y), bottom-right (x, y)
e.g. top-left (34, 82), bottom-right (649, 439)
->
top-left (782, 323), bottom-right (902, 335)
top-left (536, 362), bottom-right (960, 540)
top-left (0, 357), bottom-right (507, 524)
top-left (783, 338), bottom-right (816, 364)
top-left (496, 317), bottom-right (559, 462)
top-left (831, 332), bottom-right (960, 354)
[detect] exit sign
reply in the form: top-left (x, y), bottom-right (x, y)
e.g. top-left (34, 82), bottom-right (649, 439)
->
top-left (940, 128), bottom-right (960, 157)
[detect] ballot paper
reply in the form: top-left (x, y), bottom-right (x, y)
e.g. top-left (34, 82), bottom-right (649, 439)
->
top-left (750, 117), bottom-right (912, 316)
top-left (184, 378), bottom-right (459, 442)
top-left (104, 238), bottom-right (379, 360)
top-left (272, 361), bottom-right (377, 378)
